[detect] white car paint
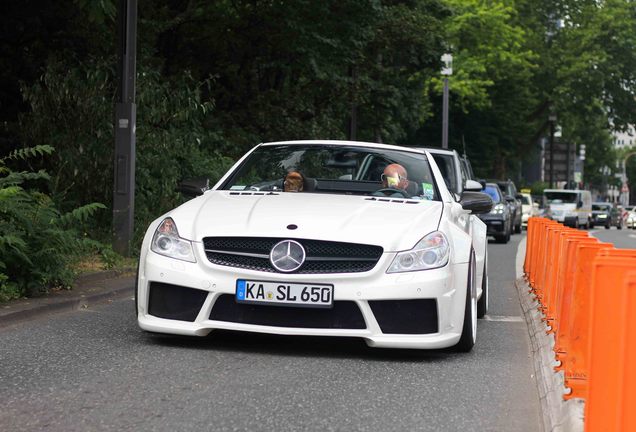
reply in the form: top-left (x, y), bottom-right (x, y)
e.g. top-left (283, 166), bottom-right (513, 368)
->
top-left (137, 140), bottom-right (484, 350)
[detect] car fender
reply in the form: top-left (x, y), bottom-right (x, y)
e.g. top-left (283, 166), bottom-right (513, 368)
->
top-left (470, 216), bottom-right (487, 289)
top-left (439, 202), bottom-right (472, 265)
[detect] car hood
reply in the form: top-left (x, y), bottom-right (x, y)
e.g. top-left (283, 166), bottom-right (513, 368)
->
top-left (168, 191), bottom-right (443, 252)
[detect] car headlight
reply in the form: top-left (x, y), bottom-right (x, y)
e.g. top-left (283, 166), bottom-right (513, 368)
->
top-left (597, 214), bottom-right (607, 218)
top-left (387, 231), bottom-right (450, 273)
top-left (151, 217), bottom-right (196, 263)
top-left (490, 203), bottom-right (506, 214)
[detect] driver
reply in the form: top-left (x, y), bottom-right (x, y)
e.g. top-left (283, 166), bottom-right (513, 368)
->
top-left (284, 170), bottom-right (304, 192)
top-left (381, 163), bottom-right (409, 191)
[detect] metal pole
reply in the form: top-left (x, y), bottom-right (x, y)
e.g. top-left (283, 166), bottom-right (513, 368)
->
top-left (442, 77), bottom-right (449, 149)
top-left (549, 120), bottom-right (555, 188)
top-left (348, 66), bottom-right (357, 141)
top-left (112, 0), bottom-right (137, 256)
top-left (566, 141), bottom-right (570, 188)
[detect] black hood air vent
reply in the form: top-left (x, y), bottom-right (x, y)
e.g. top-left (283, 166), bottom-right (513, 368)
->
top-left (228, 191), bottom-right (279, 196)
top-left (364, 197), bottom-right (420, 204)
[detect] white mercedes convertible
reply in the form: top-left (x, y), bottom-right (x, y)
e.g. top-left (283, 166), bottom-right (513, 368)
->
top-left (136, 140), bottom-right (492, 351)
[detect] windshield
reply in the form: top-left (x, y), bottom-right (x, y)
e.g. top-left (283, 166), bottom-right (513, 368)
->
top-left (220, 144), bottom-right (439, 200)
top-left (521, 195), bottom-right (532, 205)
top-left (544, 191), bottom-right (578, 204)
top-left (483, 185), bottom-right (501, 203)
top-left (592, 204), bottom-right (610, 211)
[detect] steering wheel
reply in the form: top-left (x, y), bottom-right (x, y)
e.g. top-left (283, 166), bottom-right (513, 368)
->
top-left (373, 188), bottom-right (411, 198)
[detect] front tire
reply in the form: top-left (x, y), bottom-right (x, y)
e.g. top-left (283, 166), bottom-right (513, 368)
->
top-left (454, 250), bottom-right (477, 352)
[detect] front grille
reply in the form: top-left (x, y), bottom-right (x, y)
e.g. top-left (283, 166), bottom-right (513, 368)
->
top-left (203, 237), bottom-right (383, 274)
top-left (369, 299), bottom-right (438, 334)
top-left (209, 294), bottom-right (367, 329)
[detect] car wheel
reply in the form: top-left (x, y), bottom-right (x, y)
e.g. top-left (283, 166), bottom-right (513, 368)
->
top-left (605, 222), bottom-right (611, 229)
top-left (477, 252), bottom-right (488, 319)
top-left (514, 222), bottom-right (522, 234)
top-left (589, 222), bottom-right (594, 229)
top-left (454, 250), bottom-right (477, 352)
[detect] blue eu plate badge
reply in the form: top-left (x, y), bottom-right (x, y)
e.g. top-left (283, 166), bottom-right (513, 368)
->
top-left (236, 280), bottom-right (246, 300)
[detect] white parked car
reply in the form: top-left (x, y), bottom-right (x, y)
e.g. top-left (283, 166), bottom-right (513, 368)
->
top-left (520, 192), bottom-right (539, 229)
top-left (626, 210), bottom-right (636, 229)
top-left (136, 141), bottom-right (493, 352)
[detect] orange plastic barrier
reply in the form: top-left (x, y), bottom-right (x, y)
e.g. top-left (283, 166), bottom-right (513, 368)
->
top-left (544, 230), bottom-right (589, 331)
top-left (524, 217), bottom-right (636, 422)
top-left (553, 236), bottom-right (599, 368)
top-left (563, 241), bottom-right (613, 399)
top-left (585, 261), bottom-right (636, 432)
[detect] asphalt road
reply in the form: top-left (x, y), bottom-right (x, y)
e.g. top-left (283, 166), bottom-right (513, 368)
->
top-left (0, 233), bottom-right (541, 432)
top-left (590, 225), bottom-right (636, 249)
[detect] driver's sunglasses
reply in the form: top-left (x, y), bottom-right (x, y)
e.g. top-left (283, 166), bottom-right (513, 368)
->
top-left (381, 173), bottom-right (406, 182)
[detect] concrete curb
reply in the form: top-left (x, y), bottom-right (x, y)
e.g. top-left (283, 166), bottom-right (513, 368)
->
top-left (515, 277), bottom-right (584, 432)
top-left (0, 271), bottom-right (135, 327)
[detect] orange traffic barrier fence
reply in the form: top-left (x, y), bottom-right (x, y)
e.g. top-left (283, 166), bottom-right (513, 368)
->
top-left (524, 216), bottom-right (636, 431)
top-left (585, 260), bottom-right (636, 432)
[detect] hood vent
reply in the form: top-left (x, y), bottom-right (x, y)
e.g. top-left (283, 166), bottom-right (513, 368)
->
top-left (364, 197), bottom-right (420, 204)
top-left (228, 191), bottom-right (280, 196)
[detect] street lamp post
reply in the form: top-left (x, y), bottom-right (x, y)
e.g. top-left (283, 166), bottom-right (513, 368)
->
top-left (112, 0), bottom-right (138, 256)
top-left (549, 113), bottom-right (556, 188)
top-left (441, 54), bottom-right (452, 149)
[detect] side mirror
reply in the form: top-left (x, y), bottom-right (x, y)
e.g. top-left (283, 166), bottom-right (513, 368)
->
top-left (460, 192), bottom-right (494, 214)
top-left (505, 196), bottom-right (515, 203)
top-left (464, 179), bottom-right (483, 192)
top-left (178, 177), bottom-right (210, 197)
top-left (515, 193), bottom-right (523, 200)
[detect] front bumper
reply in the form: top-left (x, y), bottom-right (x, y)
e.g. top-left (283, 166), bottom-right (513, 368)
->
top-left (478, 214), bottom-right (508, 235)
top-left (137, 249), bottom-right (469, 350)
top-left (551, 213), bottom-right (579, 226)
top-left (591, 214), bottom-right (609, 225)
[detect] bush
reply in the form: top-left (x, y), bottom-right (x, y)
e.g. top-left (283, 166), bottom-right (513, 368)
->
top-left (0, 145), bottom-right (105, 300)
top-left (19, 58), bottom-right (234, 246)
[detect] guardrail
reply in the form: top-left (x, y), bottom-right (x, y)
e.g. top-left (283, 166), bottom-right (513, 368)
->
top-left (524, 218), bottom-right (635, 431)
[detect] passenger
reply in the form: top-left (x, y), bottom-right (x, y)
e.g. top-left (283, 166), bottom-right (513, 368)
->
top-left (284, 171), bottom-right (304, 192)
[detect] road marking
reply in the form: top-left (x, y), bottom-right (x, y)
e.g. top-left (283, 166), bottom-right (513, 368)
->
top-left (483, 315), bottom-right (525, 322)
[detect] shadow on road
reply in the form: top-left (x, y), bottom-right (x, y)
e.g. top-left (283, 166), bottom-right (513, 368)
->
top-left (138, 329), bottom-right (469, 363)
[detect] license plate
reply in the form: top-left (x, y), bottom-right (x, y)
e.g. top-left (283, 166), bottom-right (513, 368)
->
top-left (236, 279), bottom-right (334, 308)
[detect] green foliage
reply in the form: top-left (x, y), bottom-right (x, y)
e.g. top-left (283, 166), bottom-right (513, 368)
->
top-left (0, 146), bottom-right (106, 301)
top-left (530, 181), bottom-right (549, 197)
top-left (18, 58), bottom-right (233, 244)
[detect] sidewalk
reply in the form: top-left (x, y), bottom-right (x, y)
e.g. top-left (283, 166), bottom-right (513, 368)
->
top-left (0, 269), bottom-right (136, 327)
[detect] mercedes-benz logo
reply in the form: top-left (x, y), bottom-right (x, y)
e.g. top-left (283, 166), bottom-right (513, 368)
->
top-left (270, 240), bottom-right (306, 272)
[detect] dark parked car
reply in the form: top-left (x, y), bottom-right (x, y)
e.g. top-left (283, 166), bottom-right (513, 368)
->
top-left (591, 202), bottom-right (623, 229)
top-left (489, 179), bottom-right (522, 234)
top-left (478, 183), bottom-right (512, 243)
